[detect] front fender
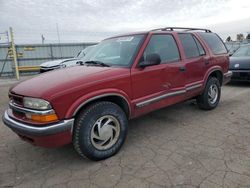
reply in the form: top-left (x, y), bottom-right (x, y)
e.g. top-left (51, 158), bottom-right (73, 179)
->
top-left (64, 88), bottom-right (132, 119)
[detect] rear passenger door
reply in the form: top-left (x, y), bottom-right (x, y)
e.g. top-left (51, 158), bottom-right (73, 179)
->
top-left (178, 33), bottom-right (207, 85)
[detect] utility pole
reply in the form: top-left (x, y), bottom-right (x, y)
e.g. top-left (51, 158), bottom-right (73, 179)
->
top-left (9, 27), bottom-right (19, 80)
top-left (56, 23), bottom-right (63, 57)
top-left (41, 34), bottom-right (45, 44)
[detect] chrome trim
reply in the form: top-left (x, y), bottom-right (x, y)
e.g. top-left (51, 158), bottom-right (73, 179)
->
top-left (224, 71), bottom-right (233, 77)
top-left (2, 111), bottom-right (74, 136)
top-left (73, 93), bottom-right (131, 117)
top-left (136, 83), bottom-right (203, 108)
top-left (186, 83), bottom-right (203, 91)
top-left (9, 100), bottom-right (55, 115)
top-left (229, 70), bottom-right (250, 73)
top-left (136, 90), bottom-right (186, 108)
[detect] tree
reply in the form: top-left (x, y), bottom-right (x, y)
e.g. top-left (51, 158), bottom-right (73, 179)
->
top-left (246, 33), bottom-right (250, 40)
top-left (236, 34), bottom-right (244, 42)
top-left (226, 36), bottom-right (232, 42)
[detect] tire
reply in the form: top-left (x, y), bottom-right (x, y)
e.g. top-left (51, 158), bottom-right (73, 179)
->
top-left (73, 101), bottom-right (128, 161)
top-left (197, 77), bottom-right (221, 110)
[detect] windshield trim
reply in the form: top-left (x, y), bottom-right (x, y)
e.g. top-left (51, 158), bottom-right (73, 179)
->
top-left (126, 34), bottom-right (147, 68)
top-left (104, 32), bottom-right (148, 41)
top-left (80, 34), bottom-right (146, 68)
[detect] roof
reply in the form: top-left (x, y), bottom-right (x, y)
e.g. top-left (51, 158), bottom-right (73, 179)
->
top-left (151, 27), bottom-right (212, 33)
top-left (105, 27), bottom-right (212, 40)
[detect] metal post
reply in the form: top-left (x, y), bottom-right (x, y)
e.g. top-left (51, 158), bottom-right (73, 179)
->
top-left (56, 23), bottom-right (63, 58)
top-left (9, 27), bottom-right (19, 80)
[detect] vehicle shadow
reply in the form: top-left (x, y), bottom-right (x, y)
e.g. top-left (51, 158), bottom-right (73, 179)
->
top-left (227, 81), bottom-right (250, 87)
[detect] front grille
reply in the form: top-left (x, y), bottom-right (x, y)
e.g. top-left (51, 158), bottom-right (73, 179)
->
top-left (232, 71), bottom-right (250, 80)
top-left (12, 108), bottom-right (25, 117)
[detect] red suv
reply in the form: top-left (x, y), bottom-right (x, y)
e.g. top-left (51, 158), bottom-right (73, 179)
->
top-left (3, 27), bottom-right (232, 160)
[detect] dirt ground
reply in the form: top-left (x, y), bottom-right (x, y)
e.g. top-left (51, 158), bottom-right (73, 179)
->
top-left (1, 78), bottom-right (250, 188)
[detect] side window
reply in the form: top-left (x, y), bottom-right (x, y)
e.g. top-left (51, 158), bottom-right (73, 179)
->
top-left (199, 32), bottom-right (227, 55)
top-left (193, 36), bottom-right (205, 55)
top-left (142, 34), bottom-right (180, 63)
top-left (178, 33), bottom-right (200, 59)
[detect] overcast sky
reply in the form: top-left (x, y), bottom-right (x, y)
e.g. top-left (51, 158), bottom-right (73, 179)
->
top-left (0, 0), bottom-right (250, 44)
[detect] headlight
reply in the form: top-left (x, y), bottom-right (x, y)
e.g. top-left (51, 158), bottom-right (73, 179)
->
top-left (23, 97), bottom-right (52, 110)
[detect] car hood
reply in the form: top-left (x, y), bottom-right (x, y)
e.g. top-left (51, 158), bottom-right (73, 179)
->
top-left (229, 57), bottom-right (250, 70)
top-left (11, 66), bottom-right (129, 100)
top-left (40, 58), bottom-right (76, 67)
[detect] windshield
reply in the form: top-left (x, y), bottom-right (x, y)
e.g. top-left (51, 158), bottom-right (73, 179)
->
top-left (75, 45), bottom-right (95, 59)
top-left (232, 45), bottom-right (250, 57)
top-left (81, 35), bottom-right (145, 67)
top-left (225, 43), bottom-right (240, 54)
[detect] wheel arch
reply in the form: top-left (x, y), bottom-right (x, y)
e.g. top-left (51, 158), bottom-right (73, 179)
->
top-left (66, 92), bottom-right (132, 119)
top-left (204, 67), bottom-right (223, 86)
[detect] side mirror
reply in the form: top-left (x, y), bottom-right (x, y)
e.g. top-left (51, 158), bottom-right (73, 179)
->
top-left (139, 53), bottom-right (161, 68)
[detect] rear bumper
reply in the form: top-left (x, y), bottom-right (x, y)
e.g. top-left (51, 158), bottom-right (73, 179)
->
top-left (223, 71), bottom-right (232, 84)
top-left (2, 110), bottom-right (74, 147)
top-left (230, 70), bottom-right (250, 82)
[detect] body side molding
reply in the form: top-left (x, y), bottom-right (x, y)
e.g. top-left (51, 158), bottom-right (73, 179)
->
top-left (136, 83), bottom-right (202, 108)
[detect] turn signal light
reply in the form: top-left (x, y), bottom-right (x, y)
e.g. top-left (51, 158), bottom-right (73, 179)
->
top-left (26, 113), bottom-right (58, 123)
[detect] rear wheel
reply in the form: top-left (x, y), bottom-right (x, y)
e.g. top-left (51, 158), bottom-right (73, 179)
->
top-left (73, 101), bottom-right (128, 161)
top-left (197, 77), bottom-right (221, 110)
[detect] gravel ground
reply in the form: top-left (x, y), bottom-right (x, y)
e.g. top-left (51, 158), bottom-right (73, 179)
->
top-left (0, 79), bottom-right (250, 188)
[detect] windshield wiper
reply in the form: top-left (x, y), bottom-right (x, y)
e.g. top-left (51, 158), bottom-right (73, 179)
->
top-left (82, 60), bottom-right (110, 67)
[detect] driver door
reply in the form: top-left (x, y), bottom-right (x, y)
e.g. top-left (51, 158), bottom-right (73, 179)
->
top-left (131, 34), bottom-right (186, 115)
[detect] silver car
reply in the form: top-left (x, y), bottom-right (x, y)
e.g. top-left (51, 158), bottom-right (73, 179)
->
top-left (40, 45), bottom-right (95, 73)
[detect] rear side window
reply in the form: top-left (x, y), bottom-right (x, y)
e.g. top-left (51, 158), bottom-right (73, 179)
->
top-left (143, 34), bottom-right (180, 63)
top-left (199, 32), bottom-right (227, 55)
top-left (179, 33), bottom-right (206, 59)
top-left (193, 36), bottom-right (205, 55)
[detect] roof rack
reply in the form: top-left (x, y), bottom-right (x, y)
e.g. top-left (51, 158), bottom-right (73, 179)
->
top-left (151, 27), bottom-right (212, 33)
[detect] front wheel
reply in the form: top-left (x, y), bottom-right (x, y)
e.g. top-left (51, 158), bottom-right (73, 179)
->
top-left (73, 101), bottom-right (128, 161)
top-left (197, 77), bottom-right (221, 110)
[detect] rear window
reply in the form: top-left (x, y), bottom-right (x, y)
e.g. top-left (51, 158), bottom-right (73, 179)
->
top-left (199, 32), bottom-right (227, 55)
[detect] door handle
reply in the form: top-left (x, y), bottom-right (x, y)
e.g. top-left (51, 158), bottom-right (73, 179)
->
top-left (179, 66), bottom-right (186, 72)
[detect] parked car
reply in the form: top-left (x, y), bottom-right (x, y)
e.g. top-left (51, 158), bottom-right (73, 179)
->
top-left (40, 45), bottom-right (95, 73)
top-left (2, 27), bottom-right (231, 161)
top-left (225, 42), bottom-right (241, 56)
top-left (229, 44), bottom-right (250, 82)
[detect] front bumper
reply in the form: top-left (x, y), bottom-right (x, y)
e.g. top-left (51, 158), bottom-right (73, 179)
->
top-left (223, 71), bottom-right (232, 84)
top-left (230, 70), bottom-right (250, 82)
top-left (2, 110), bottom-right (74, 147)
